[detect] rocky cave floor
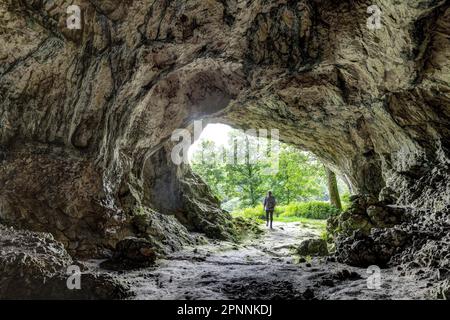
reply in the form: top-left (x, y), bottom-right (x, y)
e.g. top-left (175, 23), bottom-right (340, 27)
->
top-left (83, 222), bottom-right (435, 300)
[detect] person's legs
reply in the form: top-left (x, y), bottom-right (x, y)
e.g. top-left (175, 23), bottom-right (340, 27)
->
top-left (266, 210), bottom-right (269, 227)
top-left (269, 210), bottom-right (274, 229)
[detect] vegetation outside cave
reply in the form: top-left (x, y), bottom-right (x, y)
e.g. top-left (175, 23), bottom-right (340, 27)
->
top-left (188, 124), bottom-right (350, 236)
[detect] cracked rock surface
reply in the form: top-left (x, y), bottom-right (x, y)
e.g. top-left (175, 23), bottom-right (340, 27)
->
top-left (0, 0), bottom-right (449, 298)
top-left (87, 222), bottom-right (435, 300)
top-left (0, 224), bottom-right (131, 299)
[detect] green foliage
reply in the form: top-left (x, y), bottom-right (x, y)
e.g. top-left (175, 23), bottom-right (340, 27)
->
top-left (190, 130), bottom-right (343, 211)
top-left (190, 140), bottom-right (226, 200)
top-left (267, 145), bottom-right (326, 205)
top-left (280, 201), bottom-right (340, 219)
top-left (340, 191), bottom-right (351, 211)
top-left (221, 131), bottom-right (273, 207)
top-left (233, 204), bottom-right (266, 220)
top-left (190, 134), bottom-right (272, 207)
top-left (297, 218), bottom-right (327, 230)
top-left (232, 201), bottom-right (340, 221)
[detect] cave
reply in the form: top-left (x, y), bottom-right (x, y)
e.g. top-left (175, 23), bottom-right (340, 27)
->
top-left (0, 0), bottom-right (449, 300)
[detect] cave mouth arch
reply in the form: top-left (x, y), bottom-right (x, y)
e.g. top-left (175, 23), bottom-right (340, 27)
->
top-left (187, 122), bottom-right (350, 212)
top-left (0, 0), bottom-right (449, 300)
top-left (138, 112), bottom-right (355, 242)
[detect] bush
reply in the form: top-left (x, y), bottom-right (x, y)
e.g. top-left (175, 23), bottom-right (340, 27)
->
top-left (233, 201), bottom-right (340, 220)
top-left (341, 191), bottom-right (351, 211)
top-left (280, 201), bottom-right (340, 219)
top-left (233, 205), bottom-right (266, 220)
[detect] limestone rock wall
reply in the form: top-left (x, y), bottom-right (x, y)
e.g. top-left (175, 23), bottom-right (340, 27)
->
top-left (0, 224), bottom-right (131, 299)
top-left (0, 0), bottom-right (449, 257)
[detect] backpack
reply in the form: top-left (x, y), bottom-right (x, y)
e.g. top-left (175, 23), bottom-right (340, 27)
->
top-left (265, 196), bottom-right (276, 209)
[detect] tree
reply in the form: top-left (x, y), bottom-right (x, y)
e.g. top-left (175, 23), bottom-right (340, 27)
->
top-left (221, 131), bottom-right (269, 207)
top-left (326, 167), bottom-right (342, 210)
top-left (190, 139), bottom-right (225, 199)
top-left (190, 128), bottom-right (335, 210)
top-left (268, 145), bottom-right (326, 204)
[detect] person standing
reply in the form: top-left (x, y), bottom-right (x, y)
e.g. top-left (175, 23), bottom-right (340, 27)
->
top-left (263, 191), bottom-right (276, 229)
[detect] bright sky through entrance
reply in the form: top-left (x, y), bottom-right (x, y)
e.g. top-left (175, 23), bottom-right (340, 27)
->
top-left (188, 123), bottom-right (233, 162)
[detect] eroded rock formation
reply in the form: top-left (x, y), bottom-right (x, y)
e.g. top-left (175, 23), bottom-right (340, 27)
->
top-left (0, 224), bottom-right (131, 299)
top-left (0, 0), bottom-right (449, 297)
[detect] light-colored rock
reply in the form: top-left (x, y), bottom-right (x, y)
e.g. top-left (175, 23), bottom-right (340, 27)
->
top-left (0, 1), bottom-right (449, 260)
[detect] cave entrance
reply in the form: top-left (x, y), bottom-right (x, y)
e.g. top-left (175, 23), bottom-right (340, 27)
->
top-left (188, 123), bottom-right (350, 233)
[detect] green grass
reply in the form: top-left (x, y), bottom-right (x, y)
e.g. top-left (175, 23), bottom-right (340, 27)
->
top-left (231, 201), bottom-right (339, 220)
top-left (295, 217), bottom-right (327, 230)
top-left (273, 215), bottom-right (304, 223)
top-left (272, 215), bottom-right (326, 228)
top-left (232, 209), bottom-right (327, 232)
top-left (280, 201), bottom-right (340, 219)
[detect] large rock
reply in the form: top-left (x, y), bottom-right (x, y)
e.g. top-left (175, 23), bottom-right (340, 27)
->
top-left (335, 228), bottom-right (409, 267)
top-left (0, 225), bottom-right (131, 299)
top-left (100, 237), bottom-right (157, 270)
top-left (334, 205), bottom-right (450, 269)
top-left (130, 207), bottom-right (200, 253)
top-left (297, 239), bottom-right (329, 257)
top-left (327, 194), bottom-right (406, 241)
top-left (328, 194), bottom-right (412, 267)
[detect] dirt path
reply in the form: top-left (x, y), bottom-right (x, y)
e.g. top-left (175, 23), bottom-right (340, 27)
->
top-left (88, 222), bottom-right (432, 300)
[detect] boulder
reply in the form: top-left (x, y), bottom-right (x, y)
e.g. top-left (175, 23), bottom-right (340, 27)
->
top-left (379, 187), bottom-right (398, 205)
top-left (328, 194), bottom-right (406, 240)
top-left (100, 237), bottom-right (157, 270)
top-left (297, 238), bottom-right (329, 257)
top-left (0, 225), bottom-right (131, 299)
top-left (335, 228), bottom-right (409, 267)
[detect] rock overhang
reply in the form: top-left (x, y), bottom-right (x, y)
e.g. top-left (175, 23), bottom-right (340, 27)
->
top-left (0, 0), bottom-right (448, 259)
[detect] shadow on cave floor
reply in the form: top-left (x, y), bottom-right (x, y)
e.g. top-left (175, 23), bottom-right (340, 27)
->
top-left (85, 222), bottom-right (431, 300)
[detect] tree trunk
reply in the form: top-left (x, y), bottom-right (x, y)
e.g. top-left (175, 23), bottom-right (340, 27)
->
top-left (326, 167), bottom-right (342, 210)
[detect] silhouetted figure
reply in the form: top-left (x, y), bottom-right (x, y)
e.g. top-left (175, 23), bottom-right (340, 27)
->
top-left (263, 191), bottom-right (276, 229)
